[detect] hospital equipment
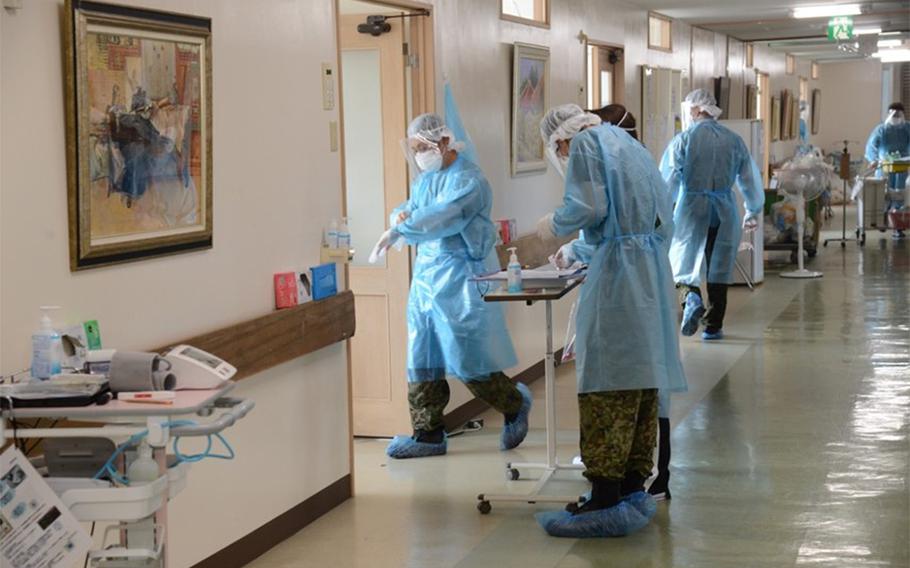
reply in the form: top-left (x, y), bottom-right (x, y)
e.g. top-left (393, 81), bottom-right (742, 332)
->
top-left (164, 345), bottom-right (236, 390)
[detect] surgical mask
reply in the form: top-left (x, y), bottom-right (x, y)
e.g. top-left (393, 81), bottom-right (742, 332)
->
top-left (546, 145), bottom-right (569, 179)
top-left (416, 150), bottom-right (443, 172)
top-left (886, 110), bottom-right (905, 126)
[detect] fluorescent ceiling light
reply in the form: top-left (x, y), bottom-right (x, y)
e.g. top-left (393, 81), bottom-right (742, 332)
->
top-left (792, 4), bottom-right (861, 19)
top-left (880, 31), bottom-right (901, 36)
top-left (872, 49), bottom-right (910, 62)
top-left (878, 39), bottom-right (903, 48)
top-left (853, 27), bottom-right (882, 35)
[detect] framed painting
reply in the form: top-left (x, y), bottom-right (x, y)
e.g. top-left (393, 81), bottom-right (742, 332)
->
top-left (811, 89), bottom-right (821, 135)
top-left (745, 84), bottom-right (757, 120)
top-left (770, 96), bottom-right (781, 141)
top-left (511, 42), bottom-right (549, 177)
top-left (65, 0), bottom-right (213, 270)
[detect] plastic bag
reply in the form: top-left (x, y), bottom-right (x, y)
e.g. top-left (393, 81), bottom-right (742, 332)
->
top-left (561, 300), bottom-right (578, 364)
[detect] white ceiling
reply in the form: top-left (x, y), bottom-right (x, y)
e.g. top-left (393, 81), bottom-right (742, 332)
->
top-left (624, 0), bottom-right (910, 61)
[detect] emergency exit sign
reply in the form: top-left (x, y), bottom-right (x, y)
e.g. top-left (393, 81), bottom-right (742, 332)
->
top-left (827, 16), bottom-right (854, 41)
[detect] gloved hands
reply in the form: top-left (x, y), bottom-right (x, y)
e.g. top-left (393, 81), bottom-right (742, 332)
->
top-left (549, 243), bottom-right (576, 269)
top-left (742, 212), bottom-right (759, 231)
top-left (368, 229), bottom-right (399, 264)
top-left (537, 213), bottom-right (557, 243)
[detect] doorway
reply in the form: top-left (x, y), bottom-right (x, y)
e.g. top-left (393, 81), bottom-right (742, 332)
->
top-left (337, 0), bottom-right (434, 437)
top-left (586, 42), bottom-right (624, 110)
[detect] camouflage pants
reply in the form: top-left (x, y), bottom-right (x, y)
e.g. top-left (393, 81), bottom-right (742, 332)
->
top-left (408, 372), bottom-right (524, 432)
top-left (578, 389), bottom-right (658, 481)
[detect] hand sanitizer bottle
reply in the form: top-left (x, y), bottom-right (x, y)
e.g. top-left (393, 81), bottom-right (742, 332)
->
top-left (507, 247), bottom-right (522, 293)
top-left (326, 219), bottom-right (340, 249)
top-left (127, 440), bottom-right (159, 485)
top-left (338, 217), bottom-right (351, 249)
top-left (31, 306), bottom-right (62, 380)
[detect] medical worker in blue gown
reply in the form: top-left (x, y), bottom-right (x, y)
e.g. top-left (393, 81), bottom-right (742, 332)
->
top-left (534, 104), bottom-right (687, 538)
top-left (660, 89), bottom-right (765, 340)
top-left (369, 113), bottom-right (532, 459)
top-left (865, 102), bottom-right (910, 238)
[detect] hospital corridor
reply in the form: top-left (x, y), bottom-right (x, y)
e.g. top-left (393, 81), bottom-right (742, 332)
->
top-left (1, 1), bottom-right (909, 567)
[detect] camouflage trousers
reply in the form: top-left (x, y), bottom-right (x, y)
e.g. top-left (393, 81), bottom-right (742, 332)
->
top-left (578, 389), bottom-right (659, 481)
top-left (408, 372), bottom-right (523, 432)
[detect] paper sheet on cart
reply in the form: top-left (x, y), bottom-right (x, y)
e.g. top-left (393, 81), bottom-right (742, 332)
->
top-left (0, 447), bottom-right (91, 568)
top-left (473, 267), bottom-right (585, 281)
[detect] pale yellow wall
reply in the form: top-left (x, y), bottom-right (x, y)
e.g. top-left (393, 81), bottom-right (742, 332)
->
top-left (817, 59), bottom-right (884, 157)
top-left (0, 1), bottom-right (349, 566)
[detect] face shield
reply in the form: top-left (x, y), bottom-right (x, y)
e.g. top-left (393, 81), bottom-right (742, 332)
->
top-left (402, 113), bottom-right (458, 180)
top-left (886, 109), bottom-right (905, 126)
top-left (540, 105), bottom-right (601, 179)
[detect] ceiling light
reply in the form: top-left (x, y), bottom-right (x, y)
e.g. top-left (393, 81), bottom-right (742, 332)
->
top-left (792, 4), bottom-right (861, 19)
top-left (872, 49), bottom-right (910, 62)
top-left (880, 31), bottom-right (901, 36)
top-left (878, 39), bottom-right (903, 48)
top-left (853, 27), bottom-right (882, 35)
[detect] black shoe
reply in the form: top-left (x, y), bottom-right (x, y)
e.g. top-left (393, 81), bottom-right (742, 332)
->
top-left (413, 426), bottom-right (445, 444)
top-left (621, 472), bottom-right (647, 496)
top-left (573, 478), bottom-right (621, 515)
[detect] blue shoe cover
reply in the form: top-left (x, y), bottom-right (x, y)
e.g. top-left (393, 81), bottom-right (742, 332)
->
top-left (501, 383), bottom-right (533, 450)
top-left (622, 491), bottom-right (657, 520)
top-left (386, 435), bottom-right (447, 459)
top-left (536, 501), bottom-right (649, 538)
top-left (681, 292), bottom-right (705, 337)
top-left (574, 491), bottom-right (656, 521)
top-left (702, 329), bottom-right (724, 341)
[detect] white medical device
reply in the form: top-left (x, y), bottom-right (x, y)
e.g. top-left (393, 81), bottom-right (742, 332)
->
top-left (164, 345), bottom-right (237, 390)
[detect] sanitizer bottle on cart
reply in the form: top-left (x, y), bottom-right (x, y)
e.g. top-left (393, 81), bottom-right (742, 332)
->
top-left (128, 440), bottom-right (159, 485)
top-left (30, 306), bottom-right (62, 380)
top-left (507, 247), bottom-right (522, 293)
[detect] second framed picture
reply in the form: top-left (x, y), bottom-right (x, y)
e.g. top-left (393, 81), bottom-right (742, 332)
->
top-left (511, 42), bottom-right (550, 177)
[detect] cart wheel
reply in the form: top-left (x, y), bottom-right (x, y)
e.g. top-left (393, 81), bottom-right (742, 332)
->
top-left (841, 242), bottom-right (846, 248)
top-left (823, 241), bottom-right (829, 247)
top-left (808, 249), bottom-right (817, 258)
top-left (506, 468), bottom-right (520, 481)
top-left (861, 233), bottom-right (866, 245)
top-left (478, 500), bottom-right (492, 515)
top-left (790, 251), bottom-right (798, 264)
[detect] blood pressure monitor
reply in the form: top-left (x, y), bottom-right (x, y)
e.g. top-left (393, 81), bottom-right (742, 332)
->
top-left (165, 345), bottom-right (237, 390)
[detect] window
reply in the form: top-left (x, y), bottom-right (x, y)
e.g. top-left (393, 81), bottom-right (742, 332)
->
top-left (786, 54), bottom-right (795, 75)
top-left (745, 43), bottom-right (754, 68)
top-left (811, 61), bottom-right (819, 80)
top-left (648, 13), bottom-right (672, 51)
top-left (799, 77), bottom-right (809, 102)
top-left (501, 0), bottom-right (549, 27)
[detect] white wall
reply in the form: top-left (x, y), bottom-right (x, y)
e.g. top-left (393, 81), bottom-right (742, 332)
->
top-left (0, 1), bottom-right (349, 567)
top-left (816, 59), bottom-right (883, 156)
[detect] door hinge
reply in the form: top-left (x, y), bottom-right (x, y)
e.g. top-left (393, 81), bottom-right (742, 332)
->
top-left (403, 42), bottom-right (418, 68)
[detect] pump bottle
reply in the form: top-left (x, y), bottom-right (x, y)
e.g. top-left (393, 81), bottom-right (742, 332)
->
top-left (507, 247), bottom-right (522, 293)
top-left (31, 306), bottom-right (62, 380)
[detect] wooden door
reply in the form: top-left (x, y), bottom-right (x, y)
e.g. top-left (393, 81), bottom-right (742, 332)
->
top-left (587, 45), bottom-right (624, 110)
top-left (340, 15), bottom-right (412, 436)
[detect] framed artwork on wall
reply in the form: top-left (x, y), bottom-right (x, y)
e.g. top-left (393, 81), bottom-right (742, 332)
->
top-left (511, 42), bottom-right (550, 176)
top-left (811, 89), bottom-right (821, 135)
top-left (64, 0), bottom-right (213, 270)
top-left (780, 89), bottom-right (793, 141)
top-left (771, 97), bottom-right (781, 141)
top-left (745, 84), bottom-right (757, 120)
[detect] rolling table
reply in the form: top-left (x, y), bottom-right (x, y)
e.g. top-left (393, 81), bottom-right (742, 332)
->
top-left (1, 384), bottom-right (254, 567)
top-left (474, 277), bottom-right (585, 514)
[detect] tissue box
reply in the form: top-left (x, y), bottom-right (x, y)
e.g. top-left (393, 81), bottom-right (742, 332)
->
top-left (310, 263), bottom-right (338, 301)
top-left (274, 272), bottom-right (312, 309)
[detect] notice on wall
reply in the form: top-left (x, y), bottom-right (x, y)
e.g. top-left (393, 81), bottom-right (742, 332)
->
top-left (0, 447), bottom-right (92, 568)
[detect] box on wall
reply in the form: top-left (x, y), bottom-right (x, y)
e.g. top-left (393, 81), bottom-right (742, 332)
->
top-left (274, 272), bottom-right (312, 309)
top-left (310, 263), bottom-right (338, 301)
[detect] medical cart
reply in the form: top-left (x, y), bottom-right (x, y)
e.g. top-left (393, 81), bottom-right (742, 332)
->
top-left (475, 277), bottom-right (584, 515)
top-left (1, 384), bottom-right (253, 568)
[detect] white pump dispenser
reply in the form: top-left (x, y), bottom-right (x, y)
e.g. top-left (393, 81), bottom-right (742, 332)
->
top-left (31, 306), bottom-right (62, 380)
top-left (507, 247), bottom-right (522, 293)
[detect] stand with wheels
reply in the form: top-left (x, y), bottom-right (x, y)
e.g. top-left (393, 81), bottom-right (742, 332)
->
top-left (474, 278), bottom-right (585, 514)
top-left (824, 140), bottom-right (860, 249)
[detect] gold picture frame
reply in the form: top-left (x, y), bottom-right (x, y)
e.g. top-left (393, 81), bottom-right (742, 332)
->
top-left (811, 89), bottom-right (821, 135)
top-left (771, 96), bottom-right (781, 141)
top-left (65, 0), bottom-right (213, 270)
top-left (511, 42), bottom-right (550, 177)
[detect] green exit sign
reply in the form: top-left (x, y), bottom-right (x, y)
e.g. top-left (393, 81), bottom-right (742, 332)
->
top-left (828, 16), bottom-right (854, 41)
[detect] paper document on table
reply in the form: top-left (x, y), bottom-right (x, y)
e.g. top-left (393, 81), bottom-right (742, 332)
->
top-left (0, 447), bottom-right (92, 568)
top-left (474, 267), bottom-right (584, 282)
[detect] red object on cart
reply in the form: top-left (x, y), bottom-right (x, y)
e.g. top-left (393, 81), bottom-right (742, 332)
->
top-left (888, 210), bottom-right (910, 231)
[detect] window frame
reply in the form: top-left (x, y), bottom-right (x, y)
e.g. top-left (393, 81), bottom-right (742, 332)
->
top-left (647, 12), bottom-right (673, 52)
top-left (745, 43), bottom-right (754, 68)
top-left (786, 54), bottom-right (796, 75)
top-left (500, 0), bottom-right (550, 29)
top-left (811, 61), bottom-right (819, 80)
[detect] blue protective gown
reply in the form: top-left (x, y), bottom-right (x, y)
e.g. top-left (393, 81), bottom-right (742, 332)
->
top-left (552, 124), bottom-right (687, 394)
top-left (865, 121), bottom-right (910, 190)
top-left (659, 119), bottom-right (765, 286)
top-left (391, 155), bottom-right (517, 383)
